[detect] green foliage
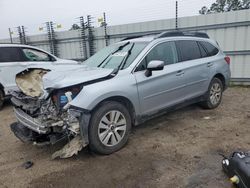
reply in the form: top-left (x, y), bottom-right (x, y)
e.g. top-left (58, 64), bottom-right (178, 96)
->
top-left (69, 24), bottom-right (81, 30)
top-left (199, 0), bottom-right (250, 14)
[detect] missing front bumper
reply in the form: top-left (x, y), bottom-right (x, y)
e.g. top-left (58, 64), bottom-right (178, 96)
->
top-left (11, 106), bottom-right (89, 159)
top-left (10, 122), bottom-right (37, 142)
top-left (13, 107), bottom-right (49, 134)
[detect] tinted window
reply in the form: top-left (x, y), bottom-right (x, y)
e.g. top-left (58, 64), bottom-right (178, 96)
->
top-left (0, 47), bottom-right (26, 62)
top-left (22, 48), bottom-right (52, 61)
top-left (136, 41), bottom-right (177, 71)
top-left (176, 40), bottom-right (201, 61)
top-left (200, 41), bottom-right (219, 56)
top-left (197, 42), bottom-right (208, 57)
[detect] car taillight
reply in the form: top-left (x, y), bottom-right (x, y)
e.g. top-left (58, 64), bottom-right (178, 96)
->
top-left (224, 56), bottom-right (230, 65)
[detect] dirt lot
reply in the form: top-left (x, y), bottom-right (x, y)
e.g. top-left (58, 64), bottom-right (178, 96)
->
top-left (0, 87), bottom-right (250, 188)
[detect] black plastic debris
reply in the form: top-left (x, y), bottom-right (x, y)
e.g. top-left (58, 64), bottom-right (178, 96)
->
top-left (22, 161), bottom-right (33, 169)
top-left (222, 151), bottom-right (250, 188)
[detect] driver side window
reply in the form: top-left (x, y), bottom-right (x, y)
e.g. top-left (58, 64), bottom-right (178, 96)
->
top-left (22, 48), bottom-right (54, 62)
top-left (136, 41), bottom-right (178, 71)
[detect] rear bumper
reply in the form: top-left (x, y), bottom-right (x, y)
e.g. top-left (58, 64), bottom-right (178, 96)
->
top-left (13, 107), bottom-right (49, 134)
top-left (224, 69), bottom-right (231, 90)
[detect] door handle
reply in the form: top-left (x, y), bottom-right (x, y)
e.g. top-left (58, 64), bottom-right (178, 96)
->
top-left (207, 62), bottom-right (213, 67)
top-left (176, 70), bottom-right (184, 76)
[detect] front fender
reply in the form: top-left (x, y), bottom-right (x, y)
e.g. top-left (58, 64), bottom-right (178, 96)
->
top-left (69, 74), bottom-right (140, 115)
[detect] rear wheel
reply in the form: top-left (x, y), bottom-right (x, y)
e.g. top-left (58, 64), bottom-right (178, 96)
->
top-left (200, 78), bottom-right (223, 109)
top-left (0, 89), bottom-right (4, 110)
top-left (88, 101), bottom-right (131, 154)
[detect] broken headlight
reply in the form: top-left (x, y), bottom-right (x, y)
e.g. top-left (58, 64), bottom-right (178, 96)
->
top-left (51, 85), bottom-right (83, 110)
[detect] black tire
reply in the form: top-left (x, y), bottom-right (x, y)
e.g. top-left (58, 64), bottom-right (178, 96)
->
top-left (88, 101), bottom-right (131, 155)
top-left (0, 89), bottom-right (4, 110)
top-left (200, 77), bottom-right (223, 109)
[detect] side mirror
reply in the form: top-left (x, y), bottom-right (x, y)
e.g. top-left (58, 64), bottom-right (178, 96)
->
top-left (145, 60), bottom-right (164, 77)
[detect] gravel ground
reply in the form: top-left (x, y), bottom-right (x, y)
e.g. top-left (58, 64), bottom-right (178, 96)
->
top-left (0, 87), bottom-right (250, 188)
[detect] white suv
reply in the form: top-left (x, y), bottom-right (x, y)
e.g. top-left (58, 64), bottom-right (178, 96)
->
top-left (0, 44), bottom-right (78, 109)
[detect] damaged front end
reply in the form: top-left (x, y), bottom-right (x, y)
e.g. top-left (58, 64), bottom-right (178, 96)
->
top-left (10, 69), bottom-right (87, 159)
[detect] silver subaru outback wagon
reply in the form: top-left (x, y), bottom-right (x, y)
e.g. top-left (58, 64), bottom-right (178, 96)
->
top-left (10, 31), bottom-right (231, 157)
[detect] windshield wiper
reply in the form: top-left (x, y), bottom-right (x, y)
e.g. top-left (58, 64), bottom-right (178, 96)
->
top-left (97, 42), bottom-right (130, 68)
top-left (112, 43), bottom-right (135, 75)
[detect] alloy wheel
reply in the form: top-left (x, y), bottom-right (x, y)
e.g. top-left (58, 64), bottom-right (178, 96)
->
top-left (209, 82), bottom-right (222, 105)
top-left (98, 110), bottom-right (127, 147)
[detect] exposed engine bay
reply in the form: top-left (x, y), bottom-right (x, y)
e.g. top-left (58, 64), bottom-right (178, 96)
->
top-left (11, 68), bottom-right (86, 159)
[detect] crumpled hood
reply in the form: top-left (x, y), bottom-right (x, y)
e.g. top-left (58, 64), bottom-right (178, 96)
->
top-left (42, 65), bottom-right (114, 90)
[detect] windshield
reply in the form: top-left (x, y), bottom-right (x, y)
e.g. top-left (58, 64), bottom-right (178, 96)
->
top-left (84, 42), bottom-right (148, 69)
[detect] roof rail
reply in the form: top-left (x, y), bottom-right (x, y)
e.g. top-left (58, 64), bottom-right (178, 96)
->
top-left (121, 35), bottom-right (145, 41)
top-left (155, 31), bottom-right (209, 39)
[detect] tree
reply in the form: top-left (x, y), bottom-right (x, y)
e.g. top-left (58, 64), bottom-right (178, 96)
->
top-left (199, 0), bottom-right (250, 14)
top-left (69, 24), bottom-right (81, 30)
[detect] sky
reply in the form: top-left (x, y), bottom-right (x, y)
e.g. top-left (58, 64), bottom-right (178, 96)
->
top-left (0, 0), bottom-right (215, 39)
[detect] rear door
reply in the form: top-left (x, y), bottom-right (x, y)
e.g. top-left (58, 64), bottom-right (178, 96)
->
top-left (134, 41), bottom-right (187, 115)
top-left (0, 47), bottom-right (28, 94)
top-left (175, 40), bottom-right (210, 100)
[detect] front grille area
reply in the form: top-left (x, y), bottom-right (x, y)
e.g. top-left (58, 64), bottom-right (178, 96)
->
top-left (13, 107), bottom-right (49, 134)
top-left (10, 91), bottom-right (41, 114)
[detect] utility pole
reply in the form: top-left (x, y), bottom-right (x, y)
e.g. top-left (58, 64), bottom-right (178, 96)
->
top-left (8, 28), bottom-right (13, 43)
top-left (176, 1), bottom-right (178, 30)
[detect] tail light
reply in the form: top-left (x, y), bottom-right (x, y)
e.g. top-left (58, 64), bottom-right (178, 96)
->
top-left (224, 56), bottom-right (230, 65)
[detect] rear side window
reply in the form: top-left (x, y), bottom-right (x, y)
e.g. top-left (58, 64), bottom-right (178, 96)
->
top-left (199, 41), bottom-right (219, 56)
top-left (197, 42), bottom-right (208, 58)
top-left (22, 48), bottom-right (51, 61)
top-left (176, 40), bottom-right (201, 62)
top-left (0, 47), bottom-right (26, 62)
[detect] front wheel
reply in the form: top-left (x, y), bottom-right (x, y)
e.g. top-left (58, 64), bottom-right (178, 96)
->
top-left (200, 78), bottom-right (223, 109)
top-left (88, 101), bottom-right (131, 154)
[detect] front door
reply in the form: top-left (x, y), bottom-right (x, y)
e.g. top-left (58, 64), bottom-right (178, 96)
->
top-left (134, 41), bottom-right (186, 116)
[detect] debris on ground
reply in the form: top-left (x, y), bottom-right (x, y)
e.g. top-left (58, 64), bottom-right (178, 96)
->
top-left (52, 136), bottom-right (86, 159)
top-left (203, 116), bottom-right (211, 120)
top-left (22, 161), bottom-right (34, 169)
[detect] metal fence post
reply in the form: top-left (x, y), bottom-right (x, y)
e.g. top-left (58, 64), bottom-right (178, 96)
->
top-left (21, 26), bottom-right (27, 44)
top-left (80, 16), bottom-right (88, 60)
top-left (46, 21), bottom-right (58, 56)
top-left (87, 15), bottom-right (95, 57)
top-left (103, 12), bottom-right (109, 46)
